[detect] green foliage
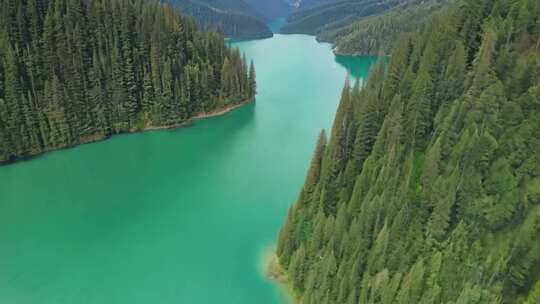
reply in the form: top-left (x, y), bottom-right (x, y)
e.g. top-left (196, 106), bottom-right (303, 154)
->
top-left (474, 157), bottom-right (519, 228)
top-left (276, 0), bottom-right (540, 303)
top-left (526, 280), bottom-right (540, 304)
top-left (0, 0), bottom-right (256, 164)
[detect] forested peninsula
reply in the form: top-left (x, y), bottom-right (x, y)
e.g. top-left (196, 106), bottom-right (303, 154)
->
top-left (0, 0), bottom-right (256, 164)
top-left (276, 0), bottom-right (540, 303)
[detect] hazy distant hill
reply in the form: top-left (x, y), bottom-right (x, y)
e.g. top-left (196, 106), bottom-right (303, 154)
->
top-left (244, 0), bottom-right (292, 21)
top-left (291, 0), bottom-right (339, 9)
top-left (281, 0), bottom-right (407, 35)
top-left (321, 0), bottom-right (453, 55)
top-left (191, 0), bottom-right (265, 19)
top-left (281, 0), bottom-right (453, 55)
top-left (167, 0), bottom-right (274, 39)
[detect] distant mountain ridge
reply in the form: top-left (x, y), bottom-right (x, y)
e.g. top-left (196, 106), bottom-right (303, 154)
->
top-left (323, 0), bottom-right (454, 55)
top-left (190, 0), bottom-right (265, 20)
top-left (166, 0), bottom-right (277, 39)
top-left (244, 0), bottom-right (293, 21)
top-left (281, 0), bottom-right (454, 55)
top-left (293, 0), bottom-right (338, 9)
top-left (281, 0), bottom-right (412, 35)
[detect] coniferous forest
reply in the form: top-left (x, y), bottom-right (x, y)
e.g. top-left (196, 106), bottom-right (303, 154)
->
top-left (0, 0), bottom-right (256, 164)
top-left (277, 0), bottom-right (540, 303)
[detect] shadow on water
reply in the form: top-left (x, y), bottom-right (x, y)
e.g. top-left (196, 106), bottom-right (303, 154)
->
top-left (181, 101), bottom-right (256, 133)
top-left (202, 101), bottom-right (256, 138)
top-left (334, 55), bottom-right (379, 80)
top-left (223, 101), bottom-right (256, 131)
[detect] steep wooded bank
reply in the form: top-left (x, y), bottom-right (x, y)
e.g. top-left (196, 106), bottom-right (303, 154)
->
top-left (0, 0), bottom-right (256, 164)
top-left (277, 0), bottom-right (540, 303)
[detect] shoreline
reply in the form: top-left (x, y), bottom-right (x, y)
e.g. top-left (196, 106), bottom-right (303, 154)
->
top-left (139, 98), bottom-right (254, 132)
top-left (262, 248), bottom-right (299, 304)
top-left (0, 98), bottom-right (254, 166)
top-left (225, 32), bottom-right (274, 43)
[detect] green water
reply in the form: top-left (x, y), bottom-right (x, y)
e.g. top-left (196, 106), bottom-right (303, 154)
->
top-left (0, 34), bottom-right (375, 304)
top-left (335, 55), bottom-right (379, 81)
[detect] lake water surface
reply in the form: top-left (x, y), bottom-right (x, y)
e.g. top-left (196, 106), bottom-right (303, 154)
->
top-left (0, 34), bottom-right (375, 304)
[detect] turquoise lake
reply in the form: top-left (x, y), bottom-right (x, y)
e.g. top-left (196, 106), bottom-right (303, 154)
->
top-left (0, 33), bottom-right (376, 303)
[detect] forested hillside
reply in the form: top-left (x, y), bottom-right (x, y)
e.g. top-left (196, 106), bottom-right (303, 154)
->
top-left (281, 0), bottom-right (407, 35)
top-left (276, 0), bottom-right (540, 303)
top-left (289, 0), bottom-right (338, 10)
top-left (321, 0), bottom-right (452, 56)
top-left (167, 0), bottom-right (273, 39)
top-left (189, 0), bottom-right (262, 17)
top-left (243, 0), bottom-right (292, 21)
top-left (281, 0), bottom-right (453, 56)
top-left (0, 0), bottom-right (256, 164)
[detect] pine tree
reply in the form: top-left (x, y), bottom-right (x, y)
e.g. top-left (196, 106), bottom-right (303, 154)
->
top-left (248, 59), bottom-right (256, 99)
top-left (304, 130), bottom-right (327, 193)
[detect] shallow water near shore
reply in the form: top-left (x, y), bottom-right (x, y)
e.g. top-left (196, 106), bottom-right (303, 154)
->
top-left (0, 34), bottom-right (375, 304)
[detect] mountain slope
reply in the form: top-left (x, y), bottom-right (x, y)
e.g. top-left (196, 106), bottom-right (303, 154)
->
top-left (276, 0), bottom-right (540, 303)
top-left (291, 0), bottom-right (339, 10)
top-left (0, 0), bottom-right (256, 164)
top-left (191, 0), bottom-right (263, 17)
top-left (281, 0), bottom-right (405, 35)
top-left (323, 0), bottom-right (453, 55)
top-left (167, 0), bottom-right (273, 39)
top-left (243, 0), bottom-right (292, 21)
top-left (281, 0), bottom-right (454, 56)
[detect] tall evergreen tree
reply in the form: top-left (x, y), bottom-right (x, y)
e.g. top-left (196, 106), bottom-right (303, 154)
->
top-left (248, 59), bottom-right (256, 99)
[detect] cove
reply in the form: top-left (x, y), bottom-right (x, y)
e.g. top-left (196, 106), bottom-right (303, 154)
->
top-left (0, 34), bottom-right (375, 304)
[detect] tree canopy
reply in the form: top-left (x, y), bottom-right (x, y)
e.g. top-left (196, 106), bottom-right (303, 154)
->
top-left (277, 0), bottom-right (540, 303)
